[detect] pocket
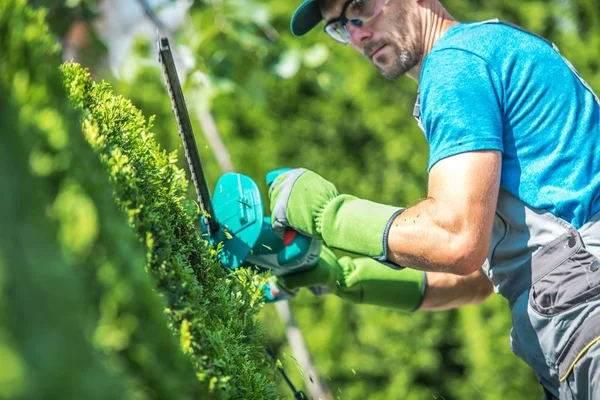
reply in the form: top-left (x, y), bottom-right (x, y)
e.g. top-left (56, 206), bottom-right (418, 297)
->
top-left (556, 312), bottom-right (600, 395)
top-left (530, 246), bottom-right (600, 316)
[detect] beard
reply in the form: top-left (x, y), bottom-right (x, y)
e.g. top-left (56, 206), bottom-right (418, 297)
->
top-left (366, 41), bottom-right (422, 79)
top-left (364, 6), bottom-right (423, 79)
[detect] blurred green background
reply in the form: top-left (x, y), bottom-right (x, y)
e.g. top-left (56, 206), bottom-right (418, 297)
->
top-left (1, 0), bottom-right (599, 399)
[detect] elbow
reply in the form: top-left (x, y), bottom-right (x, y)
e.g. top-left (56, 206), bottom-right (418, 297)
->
top-left (446, 235), bottom-right (489, 276)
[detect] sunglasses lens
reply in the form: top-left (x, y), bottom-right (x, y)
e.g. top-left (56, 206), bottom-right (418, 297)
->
top-left (325, 22), bottom-right (350, 44)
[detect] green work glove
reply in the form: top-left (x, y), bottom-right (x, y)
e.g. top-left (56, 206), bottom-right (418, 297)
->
top-left (277, 247), bottom-right (426, 312)
top-left (269, 168), bottom-right (404, 260)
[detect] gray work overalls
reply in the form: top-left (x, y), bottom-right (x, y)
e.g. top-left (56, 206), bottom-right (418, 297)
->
top-left (414, 20), bottom-right (600, 399)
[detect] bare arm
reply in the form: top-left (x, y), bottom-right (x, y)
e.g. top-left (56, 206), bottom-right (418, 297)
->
top-left (420, 268), bottom-right (494, 310)
top-left (386, 150), bottom-right (502, 275)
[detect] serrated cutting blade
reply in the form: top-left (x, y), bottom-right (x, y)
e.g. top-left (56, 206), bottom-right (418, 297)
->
top-left (158, 37), bottom-right (219, 237)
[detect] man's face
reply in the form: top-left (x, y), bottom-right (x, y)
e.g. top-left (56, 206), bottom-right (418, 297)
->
top-left (321, 0), bottom-right (423, 79)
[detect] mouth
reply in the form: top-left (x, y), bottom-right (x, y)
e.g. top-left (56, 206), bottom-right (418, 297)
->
top-left (369, 44), bottom-right (387, 60)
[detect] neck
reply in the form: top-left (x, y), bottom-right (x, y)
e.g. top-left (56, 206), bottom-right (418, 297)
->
top-left (406, 1), bottom-right (457, 82)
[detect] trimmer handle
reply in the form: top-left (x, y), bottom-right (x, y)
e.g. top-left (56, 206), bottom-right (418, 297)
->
top-left (245, 168), bottom-right (321, 275)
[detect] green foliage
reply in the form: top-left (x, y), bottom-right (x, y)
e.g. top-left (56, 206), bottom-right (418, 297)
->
top-left (6, 0), bottom-right (599, 398)
top-left (61, 62), bottom-right (279, 399)
top-left (0, 1), bottom-right (205, 399)
top-left (1, 1), bottom-right (280, 399)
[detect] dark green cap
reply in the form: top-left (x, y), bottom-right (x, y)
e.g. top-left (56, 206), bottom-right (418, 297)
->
top-left (290, 0), bottom-right (323, 36)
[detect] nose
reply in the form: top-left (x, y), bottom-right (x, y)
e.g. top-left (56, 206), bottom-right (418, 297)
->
top-left (347, 24), bottom-right (372, 48)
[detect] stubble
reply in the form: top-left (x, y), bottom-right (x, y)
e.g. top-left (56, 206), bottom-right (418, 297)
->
top-left (370, 4), bottom-right (423, 80)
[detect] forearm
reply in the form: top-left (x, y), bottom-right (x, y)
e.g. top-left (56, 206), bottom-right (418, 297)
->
top-left (386, 195), bottom-right (497, 275)
top-left (420, 268), bottom-right (494, 311)
top-left (385, 198), bottom-right (481, 274)
top-left (277, 247), bottom-right (492, 312)
top-left (278, 248), bottom-right (427, 312)
top-left (385, 151), bottom-right (501, 275)
top-left (335, 259), bottom-right (492, 311)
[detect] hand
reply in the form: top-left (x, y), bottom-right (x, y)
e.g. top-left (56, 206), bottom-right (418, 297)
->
top-left (276, 246), bottom-right (426, 312)
top-left (268, 168), bottom-right (403, 258)
top-left (268, 168), bottom-right (338, 239)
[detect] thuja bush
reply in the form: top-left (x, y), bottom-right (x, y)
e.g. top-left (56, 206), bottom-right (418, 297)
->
top-left (0, 1), bottom-right (279, 398)
top-left (0, 2), bottom-right (211, 399)
top-left (61, 62), bottom-right (279, 399)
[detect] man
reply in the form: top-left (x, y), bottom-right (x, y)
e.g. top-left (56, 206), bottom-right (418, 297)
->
top-left (267, 0), bottom-right (600, 398)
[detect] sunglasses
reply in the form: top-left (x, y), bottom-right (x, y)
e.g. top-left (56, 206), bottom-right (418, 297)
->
top-left (324, 0), bottom-right (390, 44)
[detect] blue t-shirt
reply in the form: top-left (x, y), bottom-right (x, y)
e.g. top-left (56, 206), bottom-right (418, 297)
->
top-left (419, 20), bottom-right (600, 229)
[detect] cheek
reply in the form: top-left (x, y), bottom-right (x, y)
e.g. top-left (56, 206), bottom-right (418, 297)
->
top-left (388, 8), bottom-right (420, 46)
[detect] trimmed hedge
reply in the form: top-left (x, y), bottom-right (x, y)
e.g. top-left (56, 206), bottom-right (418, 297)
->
top-left (61, 62), bottom-right (279, 399)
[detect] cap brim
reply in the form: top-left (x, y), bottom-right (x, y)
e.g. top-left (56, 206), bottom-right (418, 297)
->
top-left (290, 0), bottom-right (322, 37)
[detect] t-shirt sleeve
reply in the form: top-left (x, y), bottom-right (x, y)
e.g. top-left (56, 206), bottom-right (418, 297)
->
top-left (420, 48), bottom-right (504, 172)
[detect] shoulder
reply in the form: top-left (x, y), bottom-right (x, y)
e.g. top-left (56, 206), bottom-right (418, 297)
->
top-left (430, 21), bottom-right (543, 56)
top-left (421, 20), bottom-right (550, 81)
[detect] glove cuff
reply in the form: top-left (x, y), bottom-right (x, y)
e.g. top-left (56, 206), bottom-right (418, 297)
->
top-left (320, 194), bottom-right (403, 258)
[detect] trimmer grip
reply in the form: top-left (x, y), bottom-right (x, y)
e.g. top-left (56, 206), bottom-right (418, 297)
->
top-left (248, 168), bottom-right (321, 274)
top-left (278, 229), bottom-right (313, 265)
top-left (246, 217), bottom-right (320, 275)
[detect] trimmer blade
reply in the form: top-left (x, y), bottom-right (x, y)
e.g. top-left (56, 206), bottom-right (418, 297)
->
top-left (158, 37), bottom-right (219, 237)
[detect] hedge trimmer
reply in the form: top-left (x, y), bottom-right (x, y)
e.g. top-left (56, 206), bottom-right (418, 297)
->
top-left (158, 36), bottom-right (323, 398)
top-left (157, 37), bottom-right (322, 294)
